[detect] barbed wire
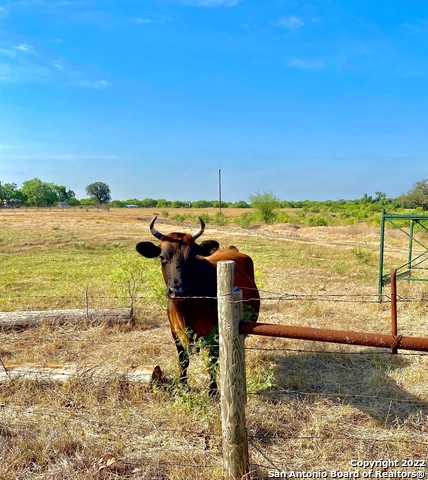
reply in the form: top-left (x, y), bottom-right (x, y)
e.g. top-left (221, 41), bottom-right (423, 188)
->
top-left (1, 329), bottom-right (428, 357)
top-left (247, 431), bottom-right (428, 474)
top-left (247, 388), bottom-right (428, 405)
top-left (1, 288), bottom-right (427, 303)
top-left (3, 400), bottom-right (427, 448)
top-left (248, 434), bottom-right (428, 446)
top-left (11, 396), bottom-right (426, 445)
top-left (244, 346), bottom-right (428, 356)
top-left (119, 459), bottom-right (219, 470)
top-left (248, 434), bottom-right (283, 472)
top-left (1, 358), bottom-right (427, 407)
top-left (1, 319), bottom-right (428, 358)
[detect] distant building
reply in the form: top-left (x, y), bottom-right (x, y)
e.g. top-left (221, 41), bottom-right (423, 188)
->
top-left (3, 199), bottom-right (19, 207)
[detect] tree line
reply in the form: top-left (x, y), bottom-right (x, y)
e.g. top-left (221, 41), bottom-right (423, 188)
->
top-left (1, 177), bottom-right (428, 212)
top-left (0, 179), bottom-right (111, 207)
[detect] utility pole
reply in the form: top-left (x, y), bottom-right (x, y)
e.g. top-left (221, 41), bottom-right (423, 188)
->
top-left (218, 168), bottom-right (222, 213)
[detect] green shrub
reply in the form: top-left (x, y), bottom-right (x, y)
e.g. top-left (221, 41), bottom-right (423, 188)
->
top-left (308, 215), bottom-right (329, 227)
top-left (235, 212), bottom-right (254, 229)
top-left (213, 212), bottom-right (227, 226)
top-left (171, 214), bottom-right (185, 223)
top-left (199, 213), bottom-right (210, 224)
top-left (276, 212), bottom-right (292, 223)
top-left (249, 191), bottom-right (280, 224)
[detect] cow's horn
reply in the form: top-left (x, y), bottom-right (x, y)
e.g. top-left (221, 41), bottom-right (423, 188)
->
top-left (149, 216), bottom-right (164, 240)
top-left (192, 216), bottom-right (205, 240)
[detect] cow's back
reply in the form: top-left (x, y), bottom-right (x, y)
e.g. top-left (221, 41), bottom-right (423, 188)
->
top-left (206, 246), bottom-right (260, 320)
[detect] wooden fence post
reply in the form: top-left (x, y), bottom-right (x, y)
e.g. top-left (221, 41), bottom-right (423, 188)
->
top-left (217, 260), bottom-right (249, 480)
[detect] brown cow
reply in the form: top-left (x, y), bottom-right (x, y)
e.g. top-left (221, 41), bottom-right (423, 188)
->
top-left (136, 216), bottom-right (259, 395)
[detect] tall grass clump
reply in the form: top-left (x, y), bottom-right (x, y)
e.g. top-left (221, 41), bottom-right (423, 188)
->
top-left (352, 246), bottom-right (375, 265)
top-left (212, 211), bottom-right (227, 226)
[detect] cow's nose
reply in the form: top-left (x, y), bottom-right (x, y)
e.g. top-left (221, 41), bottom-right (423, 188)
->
top-left (167, 286), bottom-right (188, 298)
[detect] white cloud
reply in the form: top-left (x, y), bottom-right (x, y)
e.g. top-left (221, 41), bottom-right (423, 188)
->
top-left (0, 43), bottom-right (37, 58)
top-left (288, 58), bottom-right (324, 70)
top-left (402, 21), bottom-right (428, 35)
top-left (0, 40), bottom-right (110, 87)
top-left (0, 62), bottom-right (50, 83)
top-left (132, 15), bottom-right (172, 25)
top-left (0, 41), bottom-right (52, 83)
top-left (13, 44), bottom-right (36, 54)
top-left (277, 16), bottom-right (304, 30)
top-left (79, 79), bottom-right (110, 89)
top-left (132, 17), bottom-right (155, 25)
top-left (0, 47), bottom-right (17, 58)
top-left (52, 60), bottom-right (64, 70)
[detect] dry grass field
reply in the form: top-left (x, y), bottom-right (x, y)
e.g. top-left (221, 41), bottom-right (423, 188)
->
top-left (0, 208), bottom-right (428, 479)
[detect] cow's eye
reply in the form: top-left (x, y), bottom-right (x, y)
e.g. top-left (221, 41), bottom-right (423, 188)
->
top-left (159, 255), bottom-right (168, 265)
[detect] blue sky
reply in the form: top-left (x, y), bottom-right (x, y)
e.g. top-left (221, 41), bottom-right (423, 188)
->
top-left (0, 0), bottom-right (427, 202)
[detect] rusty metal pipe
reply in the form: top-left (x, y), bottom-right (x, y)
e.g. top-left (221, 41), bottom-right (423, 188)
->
top-left (239, 322), bottom-right (428, 353)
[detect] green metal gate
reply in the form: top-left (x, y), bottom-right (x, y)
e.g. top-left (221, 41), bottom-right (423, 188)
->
top-left (378, 210), bottom-right (428, 298)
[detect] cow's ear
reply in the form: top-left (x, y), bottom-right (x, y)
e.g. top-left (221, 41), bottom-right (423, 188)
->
top-left (136, 242), bottom-right (161, 258)
top-left (198, 240), bottom-right (219, 256)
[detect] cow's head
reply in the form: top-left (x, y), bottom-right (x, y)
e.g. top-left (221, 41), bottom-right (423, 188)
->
top-left (136, 216), bottom-right (219, 298)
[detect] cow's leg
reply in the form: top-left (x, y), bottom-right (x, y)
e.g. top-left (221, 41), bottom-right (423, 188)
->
top-left (168, 308), bottom-right (190, 392)
top-left (175, 340), bottom-right (189, 391)
top-left (207, 344), bottom-right (219, 396)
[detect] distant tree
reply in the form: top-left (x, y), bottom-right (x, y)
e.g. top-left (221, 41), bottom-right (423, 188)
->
top-left (80, 198), bottom-right (96, 206)
top-left (22, 178), bottom-right (57, 206)
top-left (21, 179), bottom-right (79, 206)
top-left (156, 199), bottom-right (170, 208)
top-left (53, 184), bottom-right (76, 203)
top-left (110, 200), bottom-right (126, 208)
top-left (374, 191), bottom-right (387, 202)
top-left (171, 200), bottom-right (187, 208)
top-left (0, 182), bottom-right (25, 206)
top-left (85, 182), bottom-right (111, 204)
top-left (233, 200), bottom-right (251, 208)
top-left (361, 193), bottom-right (373, 203)
top-left (400, 180), bottom-right (428, 210)
top-left (140, 198), bottom-right (157, 208)
top-left (192, 200), bottom-right (213, 208)
top-left (212, 200), bottom-right (228, 209)
top-left (249, 191), bottom-right (280, 223)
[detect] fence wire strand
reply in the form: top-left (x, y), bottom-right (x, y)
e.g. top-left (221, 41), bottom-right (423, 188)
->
top-left (248, 434), bottom-right (283, 472)
top-left (2, 288), bottom-right (428, 303)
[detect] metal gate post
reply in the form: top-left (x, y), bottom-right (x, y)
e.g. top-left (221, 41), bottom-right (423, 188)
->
top-left (390, 269), bottom-right (398, 354)
top-left (378, 209), bottom-right (386, 301)
top-left (408, 220), bottom-right (414, 274)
